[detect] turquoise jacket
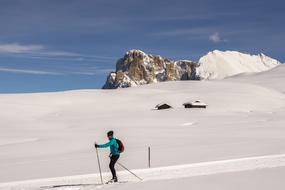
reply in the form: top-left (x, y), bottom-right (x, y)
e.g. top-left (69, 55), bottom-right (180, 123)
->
top-left (98, 138), bottom-right (120, 156)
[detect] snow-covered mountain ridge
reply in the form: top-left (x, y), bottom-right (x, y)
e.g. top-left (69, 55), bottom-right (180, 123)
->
top-left (103, 50), bottom-right (280, 89)
top-left (197, 50), bottom-right (280, 80)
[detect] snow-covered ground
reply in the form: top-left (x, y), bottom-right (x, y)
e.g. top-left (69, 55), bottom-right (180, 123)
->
top-left (1, 154), bottom-right (285, 190)
top-left (227, 63), bottom-right (285, 92)
top-left (0, 64), bottom-right (284, 189)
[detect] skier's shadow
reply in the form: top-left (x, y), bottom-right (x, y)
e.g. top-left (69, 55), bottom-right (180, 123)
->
top-left (40, 181), bottom-right (128, 189)
top-left (40, 183), bottom-right (101, 189)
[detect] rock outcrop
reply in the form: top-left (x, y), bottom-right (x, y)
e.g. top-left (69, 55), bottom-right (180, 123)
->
top-left (102, 50), bottom-right (199, 89)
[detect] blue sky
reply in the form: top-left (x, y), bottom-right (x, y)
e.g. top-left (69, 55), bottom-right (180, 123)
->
top-left (0, 0), bottom-right (284, 93)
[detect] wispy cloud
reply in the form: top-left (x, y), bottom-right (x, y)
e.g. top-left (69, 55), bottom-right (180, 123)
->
top-left (68, 67), bottom-right (113, 76)
top-left (209, 32), bottom-right (226, 43)
top-left (0, 67), bottom-right (62, 75)
top-left (0, 43), bottom-right (115, 62)
top-left (0, 43), bottom-right (44, 54)
top-left (152, 28), bottom-right (230, 43)
top-left (151, 27), bottom-right (222, 42)
top-left (35, 51), bottom-right (80, 57)
top-left (151, 28), bottom-right (210, 37)
top-left (0, 43), bottom-right (78, 58)
top-left (0, 66), bottom-right (113, 76)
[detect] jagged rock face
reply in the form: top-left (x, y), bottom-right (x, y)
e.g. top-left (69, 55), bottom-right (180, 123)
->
top-left (103, 50), bottom-right (199, 89)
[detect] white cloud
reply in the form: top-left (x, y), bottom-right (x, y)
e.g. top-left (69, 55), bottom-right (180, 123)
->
top-left (37, 51), bottom-right (80, 57)
top-left (0, 43), bottom-right (115, 62)
top-left (0, 43), bottom-right (115, 76)
top-left (0, 67), bottom-right (62, 75)
top-left (0, 43), bottom-right (78, 57)
top-left (0, 43), bottom-right (44, 54)
top-left (209, 32), bottom-right (225, 43)
top-left (69, 68), bottom-right (114, 76)
top-left (0, 66), bottom-right (113, 76)
top-left (152, 28), bottom-right (210, 37)
top-left (151, 28), bottom-right (228, 43)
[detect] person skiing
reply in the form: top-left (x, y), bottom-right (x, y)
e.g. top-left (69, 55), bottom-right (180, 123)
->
top-left (95, 130), bottom-right (120, 183)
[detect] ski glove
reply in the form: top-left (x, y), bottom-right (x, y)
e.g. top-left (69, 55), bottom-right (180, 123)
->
top-left (95, 143), bottom-right (99, 148)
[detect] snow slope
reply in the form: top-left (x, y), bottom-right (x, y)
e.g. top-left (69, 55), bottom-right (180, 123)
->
top-left (1, 154), bottom-right (285, 190)
top-left (0, 62), bottom-right (284, 189)
top-left (227, 64), bottom-right (285, 92)
top-left (197, 50), bottom-right (280, 79)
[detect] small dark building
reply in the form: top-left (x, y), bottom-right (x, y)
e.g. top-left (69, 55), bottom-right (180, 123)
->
top-left (183, 101), bottom-right (207, 109)
top-left (155, 103), bottom-right (172, 110)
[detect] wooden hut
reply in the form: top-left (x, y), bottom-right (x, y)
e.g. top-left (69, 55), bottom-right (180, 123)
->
top-left (183, 100), bottom-right (207, 108)
top-left (155, 103), bottom-right (172, 110)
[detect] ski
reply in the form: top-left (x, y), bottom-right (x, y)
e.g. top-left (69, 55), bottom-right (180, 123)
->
top-left (105, 180), bottom-right (128, 184)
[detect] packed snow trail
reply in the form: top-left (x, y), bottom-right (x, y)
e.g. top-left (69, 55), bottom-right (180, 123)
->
top-left (1, 153), bottom-right (285, 190)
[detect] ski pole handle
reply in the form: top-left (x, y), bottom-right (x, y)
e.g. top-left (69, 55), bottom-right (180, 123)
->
top-left (94, 142), bottom-right (99, 149)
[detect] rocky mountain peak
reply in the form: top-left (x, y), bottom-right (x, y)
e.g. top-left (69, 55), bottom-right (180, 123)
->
top-left (103, 50), bottom-right (199, 89)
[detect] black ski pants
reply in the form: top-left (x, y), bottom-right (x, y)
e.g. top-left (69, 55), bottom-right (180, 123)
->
top-left (109, 155), bottom-right (120, 179)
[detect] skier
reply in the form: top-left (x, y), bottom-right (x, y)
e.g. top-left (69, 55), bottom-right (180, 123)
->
top-left (95, 131), bottom-right (120, 183)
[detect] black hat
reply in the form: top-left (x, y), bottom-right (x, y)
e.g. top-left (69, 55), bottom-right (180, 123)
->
top-left (107, 130), bottom-right (114, 136)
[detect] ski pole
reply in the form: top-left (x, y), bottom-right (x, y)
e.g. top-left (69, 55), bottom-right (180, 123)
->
top-left (117, 162), bottom-right (143, 181)
top-left (95, 147), bottom-right (104, 185)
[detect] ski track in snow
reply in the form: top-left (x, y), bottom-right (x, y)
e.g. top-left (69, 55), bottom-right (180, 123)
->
top-left (1, 153), bottom-right (285, 190)
top-left (0, 138), bottom-right (39, 147)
